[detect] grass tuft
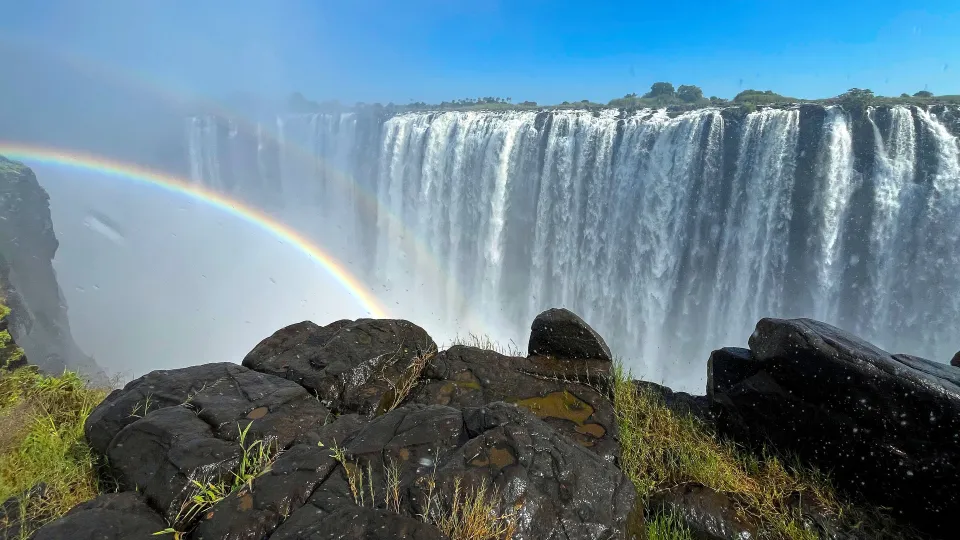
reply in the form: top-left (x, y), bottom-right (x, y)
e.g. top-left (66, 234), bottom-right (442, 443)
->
top-left (0, 367), bottom-right (109, 538)
top-left (378, 345), bottom-right (436, 415)
top-left (646, 510), bottom-right (694, 540)
top-left (447, 334), bottom-right (523, 357)
top-left (325, 441), bottom-right (517, 539)
top-left (163, 421), bottom-right (281, 534)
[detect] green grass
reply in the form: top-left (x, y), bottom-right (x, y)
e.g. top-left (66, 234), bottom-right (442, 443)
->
top-left (0, 367), bottom-right (109, 539)
top-left (646, 511), bottom-right (694, 540)
top-left (156, 421), bottom-right (282, 536)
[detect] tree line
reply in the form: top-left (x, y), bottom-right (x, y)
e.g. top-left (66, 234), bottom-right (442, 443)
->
top-left (285, 84), bottom-right (953, 114)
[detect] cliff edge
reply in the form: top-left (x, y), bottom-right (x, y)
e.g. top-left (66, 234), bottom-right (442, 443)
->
top-left (0, 156), bottom-right (101, 377)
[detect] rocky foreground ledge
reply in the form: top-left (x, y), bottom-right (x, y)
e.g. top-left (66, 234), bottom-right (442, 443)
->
top-left (8, 309), bottom-right (960, 539)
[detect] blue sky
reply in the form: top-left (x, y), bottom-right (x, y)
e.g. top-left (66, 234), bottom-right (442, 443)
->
top-left (2, 0), bottom-right (958, 105)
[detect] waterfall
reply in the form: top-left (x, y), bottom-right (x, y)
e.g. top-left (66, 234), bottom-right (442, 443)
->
top-left (185, 105), bottom-right (960, 392)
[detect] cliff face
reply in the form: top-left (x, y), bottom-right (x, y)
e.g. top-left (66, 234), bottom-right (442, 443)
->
top-left (0, 156), bottom-right (100, 376)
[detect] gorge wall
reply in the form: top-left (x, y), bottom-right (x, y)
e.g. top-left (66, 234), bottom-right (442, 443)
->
top-left (185, 104), bottom-right (960, 390)
top-left (0, 156), bottom-right (101, 376)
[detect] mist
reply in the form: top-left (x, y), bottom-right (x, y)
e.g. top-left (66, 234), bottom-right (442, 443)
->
top-left (0, 2), bottom-right (442, 379)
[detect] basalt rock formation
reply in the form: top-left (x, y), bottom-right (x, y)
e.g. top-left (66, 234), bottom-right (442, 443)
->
top-left (22, 307), bottom-right (960, 540)
top-left (0, 156), bottom-right (100, 377)
top-left (710, 318), bottom-right (960, 539)
top-left (32, 308), bottom-right (637, 540)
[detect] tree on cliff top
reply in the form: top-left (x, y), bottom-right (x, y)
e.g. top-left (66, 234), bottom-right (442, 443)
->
top-left (913, 90), bottom-right (934, 98)
top-left (677, 85), bottom-right (704, 103)
top-left (838, 88), bottom-right (875, 110)
top-left (643, 82), bottom-right (675, 98)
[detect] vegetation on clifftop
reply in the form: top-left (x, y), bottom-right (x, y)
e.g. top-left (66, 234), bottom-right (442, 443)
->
top-left (0, 302), bottom-right (109, 540)
top-left (286, 82), bottom-right (960, 115)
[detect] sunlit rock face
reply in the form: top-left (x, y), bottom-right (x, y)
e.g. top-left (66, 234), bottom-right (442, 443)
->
top-left (0, 156), bottom-right (100, 376)
top-left (186, 104), bottom-right (960, 391)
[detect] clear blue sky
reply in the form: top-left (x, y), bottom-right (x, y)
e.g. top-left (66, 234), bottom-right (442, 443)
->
top-left (2, 0), bottom-right (958, 105)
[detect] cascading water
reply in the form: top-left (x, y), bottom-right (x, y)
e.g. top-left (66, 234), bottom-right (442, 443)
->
top-left (185, 104), bottom-right (960, 392)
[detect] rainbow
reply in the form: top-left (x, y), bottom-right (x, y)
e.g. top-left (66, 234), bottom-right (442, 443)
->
top-left (0, 142), bottom-right (390, 319)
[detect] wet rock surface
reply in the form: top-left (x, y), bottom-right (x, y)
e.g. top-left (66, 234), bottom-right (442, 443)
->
top-left (242, 318), bottom-right (436, 415)
top-left (411, 344), bottom-right (620, 461)
top-left (34, 309), bottom-right (639, 539)
top-left (710, 317), bottom-right (960, 539)
top-left (528, 308), bottom-right (612, 362)
top-left (951, 350), bottom-right (960, 367)
top-left (31, 492), bottom-right (167, 540)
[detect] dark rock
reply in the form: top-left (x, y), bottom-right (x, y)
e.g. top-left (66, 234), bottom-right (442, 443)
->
top-left (242, 318), bottom-right (437, 415)
top-left (31, 492), bottom-right (167, 540)
top-left (272, 402), bottom-right (637, 540)
top-left (647, 483), bottom-right (758, 540)
top-left (191, 443), bottom-right (339, 540)
top-left (294, 412), bottom-right (368, 447)
top-left (411, 344), bottom-right (620, 461)
top-left (705, 347), bottom-right (755, 405)
top-left (528, 308), bottom-right (612, 362)
top-left (85, 362), bottom-right (249, 454)
top-left (88, 363), bottom-right (330, 521)
top-left (429, 402), bottom-right (638, 539)
top-left (346, 404), bottom-right (468, 467)
top-left (711, 317), bottom-right (960, 539)
top-left (951, 351), bottom-right (960, 368)
top-left (105, 405), bottom-right (243, 520)
top-left (271, 506), bottom-right (447, 540)
top-left (85, 362), bottom-right (329, 456)
top-left (634, 380), bottom-right (713, 427)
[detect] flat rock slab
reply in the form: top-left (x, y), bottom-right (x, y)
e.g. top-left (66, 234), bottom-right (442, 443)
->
top-left (85, 363), bottom-right (329, 521)
top-left (412, 345), bottom-right (619, 461)
top-left (271, 402), bottom-right (637, 540)
top-left (86, 362), bottom-right (328, 455)
top-left (528, 308), bottom-right (612, 362)
top-left (31, 493), bottom-right (167, 540)
top-left (436, 402), bottom-right (638, 540)
top-left (242, 318), bottom-right (436, 416)
top-left (710, 317), bottom-right (960, 539)
top-left (271, 506), bottom-right (447, 540)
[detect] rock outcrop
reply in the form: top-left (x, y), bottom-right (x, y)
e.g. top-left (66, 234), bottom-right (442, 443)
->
top-left (23, 308), bottom-right (960, 539)
top-left (0, 156), bottom-right (100, 377)
top-left (27, 309), bottom-right (639, 540)
top-left (710, 317), bottom-right (960, 539)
